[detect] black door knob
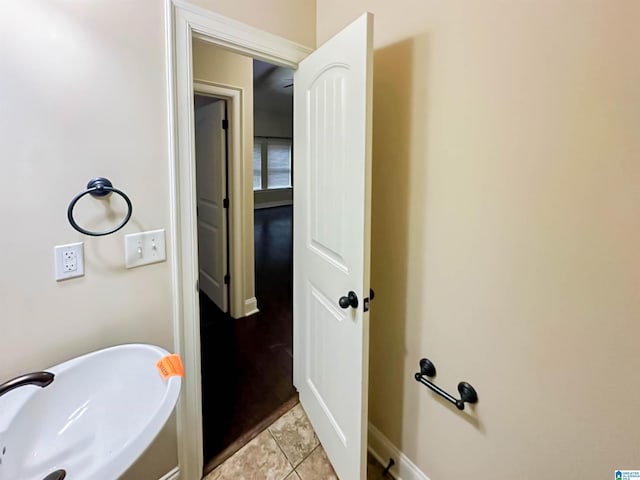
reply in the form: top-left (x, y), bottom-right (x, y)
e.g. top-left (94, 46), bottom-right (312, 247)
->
top-left (338, 291), bottom-right (358, 309)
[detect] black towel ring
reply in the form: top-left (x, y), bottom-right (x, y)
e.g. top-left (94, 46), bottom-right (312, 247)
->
top-left (67, 177), bottom-right (133, 236)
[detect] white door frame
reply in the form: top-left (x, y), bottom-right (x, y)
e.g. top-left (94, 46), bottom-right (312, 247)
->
top-left (164, 1), bottom-right (311, 479)
top-left (193, 82), bottom-right (245, 317)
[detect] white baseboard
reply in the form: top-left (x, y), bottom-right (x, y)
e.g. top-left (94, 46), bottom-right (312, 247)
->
top-left (158, 466), bottom-right (179, 480)
top-left (244, 296), bottom-right (259, 317)
top-left (368, 423), bottom-right (430, 480)
top-left (254, 200), bottom-right (293, 209)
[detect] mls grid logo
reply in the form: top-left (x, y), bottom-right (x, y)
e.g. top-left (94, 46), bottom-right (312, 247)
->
top-left (616, 471), bottom-right (640, 480)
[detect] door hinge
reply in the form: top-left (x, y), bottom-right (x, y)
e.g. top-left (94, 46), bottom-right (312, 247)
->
top-left (196, 279), bottom-right (199, 292)
top-left (364, 288), bottom-right (375, 312)
top-left (224, 274), bottom-right (230, 285)
top-left (222, 119), bottom-right (229, 130)
top-left (223, 198), bottom-right (229, 208)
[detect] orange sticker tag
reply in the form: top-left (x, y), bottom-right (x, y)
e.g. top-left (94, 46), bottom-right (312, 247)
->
top-left (156, 354), bottom-right (184, 380)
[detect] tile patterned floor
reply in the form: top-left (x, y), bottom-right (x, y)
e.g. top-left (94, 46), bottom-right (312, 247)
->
top-left (204, 403), bottom-right (389, 480)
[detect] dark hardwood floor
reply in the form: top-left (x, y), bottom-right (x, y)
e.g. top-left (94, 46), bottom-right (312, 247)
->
top-left (200, 205), bottom-right (296, 469)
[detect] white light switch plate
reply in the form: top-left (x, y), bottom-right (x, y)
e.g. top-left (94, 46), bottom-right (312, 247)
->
top-left (124, 229), bottom-right (166, 269)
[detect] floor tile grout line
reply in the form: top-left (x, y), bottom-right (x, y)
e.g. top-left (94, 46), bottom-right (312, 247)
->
top-left (212, 399), bottom-right (342, 480)
top-left (294, 443), bottom-right (321, 474)
top-left (266, 424), bottom-right (296, 480)
top-left (267, 402), bottom-right (315, 470)
top-left (266, 408), bottom-right (293, 460)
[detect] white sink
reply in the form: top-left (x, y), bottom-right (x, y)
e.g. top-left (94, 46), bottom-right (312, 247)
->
top-left (0, 344), bottom-right (181, 480)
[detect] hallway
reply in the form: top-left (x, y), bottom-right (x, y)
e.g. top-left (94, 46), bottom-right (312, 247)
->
top-left (200, 206), bottom-right (296, 471)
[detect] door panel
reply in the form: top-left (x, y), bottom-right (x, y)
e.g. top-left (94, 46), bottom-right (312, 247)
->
top-left (308, 66), bottom-right (349, 268)
top-left (293, 13), bottom-right (373, 480)
top-left (306, 283), bottom-right (352, 445)
top-left (195, 98), bottom-right (228, 312)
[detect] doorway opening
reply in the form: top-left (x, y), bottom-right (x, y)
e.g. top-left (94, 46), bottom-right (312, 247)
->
top-left (193, 46), bottom-right (297, 474)
top-left (169, 6), bottom-right (372, 479)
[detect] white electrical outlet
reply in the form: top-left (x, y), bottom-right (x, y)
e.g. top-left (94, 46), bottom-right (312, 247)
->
top-left (54, 242), bottom-right (84, 281)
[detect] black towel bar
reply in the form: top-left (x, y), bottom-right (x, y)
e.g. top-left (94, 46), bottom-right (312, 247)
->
top-left (414, 358), bottom-right (478, 410)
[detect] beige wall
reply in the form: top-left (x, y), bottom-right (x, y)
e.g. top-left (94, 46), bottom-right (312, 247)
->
top-left (0, 1), bottom-right (314, 479)
top-left (13, 0), bottom-right (640, 478)
top-left (317, 1), bottom-right (640, 479)
top-left (1, 2), bottom-right (177, 478)
top-left (190, 0), bottom-right (316, 48)
top-left (254, 109), bottom-right (292, 138)
top-left (193, 39), bottom-right (254, 99)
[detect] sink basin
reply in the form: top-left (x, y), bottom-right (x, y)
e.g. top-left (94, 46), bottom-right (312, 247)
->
top-left (0, 344), bottom-right (181, 480)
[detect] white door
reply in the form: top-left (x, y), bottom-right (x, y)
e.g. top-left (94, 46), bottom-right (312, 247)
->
top-left (195, 98), bottom-right (228, 312)
top-left (293, 13), bottom-right (373, 480)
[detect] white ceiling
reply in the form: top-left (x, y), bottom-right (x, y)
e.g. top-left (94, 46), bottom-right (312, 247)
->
top-left (254, 59), bottom-right (293, 92)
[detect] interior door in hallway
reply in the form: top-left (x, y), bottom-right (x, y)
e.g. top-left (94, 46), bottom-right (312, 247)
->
top-left (195, 97), bottom-right (228, 312)
top-left (293, 13), bottom-right (373, 480)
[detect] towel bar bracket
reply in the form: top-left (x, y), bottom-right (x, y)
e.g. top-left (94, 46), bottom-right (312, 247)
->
top-left (414, 358), bottom-right (478, 411)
